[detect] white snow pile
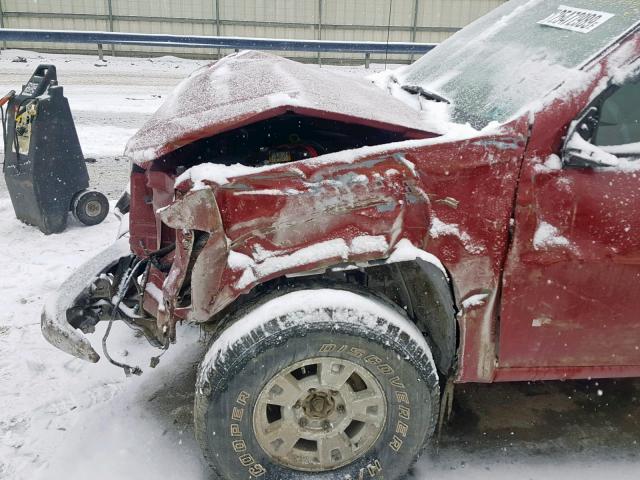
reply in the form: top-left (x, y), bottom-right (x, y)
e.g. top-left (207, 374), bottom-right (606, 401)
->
top-left (566, 134), bottom-right (640, 171)
top-left (602, 142), bottom-right (640, 161)
top-left (461, 293), bottom-right (489, 309)
top-left (533, 154), bottom-right (563, 172)
top-left (385, 238), bottom-right (447, 275)
top-left (533, 221), bottom-right (571, 250)
top-left (0, 197), bottom-right (210, 480)
top-left (565, 133), bottom-right (620, 167)
top-left (228, 236), bottom-right (449, 291)
top-left (124, 50), bottom-right (435, 164)
top-left (429, 217), bottom-right (485, 254)
top-left (174, 162), bottom-right (273, 189)
top-left (229, 236), bottom-right (389, 289)
top-left (368, 68), bottom-right (485, 138)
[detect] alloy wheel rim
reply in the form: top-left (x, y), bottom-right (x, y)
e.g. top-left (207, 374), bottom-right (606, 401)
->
top-left (253, 356), bottom-right (387, 472)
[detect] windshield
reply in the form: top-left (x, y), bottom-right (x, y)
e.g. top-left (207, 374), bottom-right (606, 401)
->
top-left (398, 0), bottom-right (640, 128)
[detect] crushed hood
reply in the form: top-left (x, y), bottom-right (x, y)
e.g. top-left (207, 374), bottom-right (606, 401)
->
top-left (125, 50), bottom-right (434, 167)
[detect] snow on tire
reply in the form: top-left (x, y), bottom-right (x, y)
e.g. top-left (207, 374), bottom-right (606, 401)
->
top-left (194, 288), bottom-right (440, 480)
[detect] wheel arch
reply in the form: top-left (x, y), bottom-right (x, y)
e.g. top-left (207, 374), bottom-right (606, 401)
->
top-left (355, 259), bottom-right (458, 376)
top-left (210, 258), bottom-right (459, 377)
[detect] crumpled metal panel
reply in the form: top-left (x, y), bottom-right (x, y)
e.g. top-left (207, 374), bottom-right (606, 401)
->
top-left (162, 153), bottom-right (430, 323)
top-left (147, 121), bottom-right (529, 384)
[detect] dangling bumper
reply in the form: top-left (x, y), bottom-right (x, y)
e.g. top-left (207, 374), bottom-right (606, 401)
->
top-left (40, 237), bottom-right (132, 363)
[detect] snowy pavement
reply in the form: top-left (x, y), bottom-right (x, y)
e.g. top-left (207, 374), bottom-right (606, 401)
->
top-left (0, 49), bottom-right (638, 480)
top-left (0, 200), bottom-right (208, 479)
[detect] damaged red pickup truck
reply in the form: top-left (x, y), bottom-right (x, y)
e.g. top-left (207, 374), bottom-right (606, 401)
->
top-left (42, 1), bottom-right (640, 479)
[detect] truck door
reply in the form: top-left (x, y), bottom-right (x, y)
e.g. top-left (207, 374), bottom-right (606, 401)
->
top-left (499, 75), bottom-right (640, 372)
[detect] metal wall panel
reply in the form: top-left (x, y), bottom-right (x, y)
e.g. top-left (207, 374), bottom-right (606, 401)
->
top-left (323, 0), bottom-right (414, 27)
top-left (419, 0), bottom-right (505, 27)
top-left (2, 4), bottom-right (107, 52)
top-left (216, 0), bottom-right (318, 59)
top-left (3, 0), bottom-right (107, 15)
top-left (112, 0), bottom-right (214, 20)
top-left (321, 0), bottom-right (415, 62)
top-left (0, 0), bottom-right (507, 63)
top-left (219, 0), bottom-right (317, 23)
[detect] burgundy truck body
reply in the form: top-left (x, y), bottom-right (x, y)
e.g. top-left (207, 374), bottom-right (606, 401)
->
top-left (39, 2), bottom-right (640, 477)
top-left (43, 1), bottom-right (640, 386)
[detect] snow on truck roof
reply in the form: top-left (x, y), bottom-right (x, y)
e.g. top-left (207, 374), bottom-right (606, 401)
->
top-left (399, 0), bottom-right (640, 128)
top-left (124, 50), bottom-right (435, 166)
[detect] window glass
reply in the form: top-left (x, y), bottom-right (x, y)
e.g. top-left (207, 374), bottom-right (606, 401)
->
top-left (594, 81), bottom-right (640, 147)
top-left (398, 0), bottom-right (640, 129)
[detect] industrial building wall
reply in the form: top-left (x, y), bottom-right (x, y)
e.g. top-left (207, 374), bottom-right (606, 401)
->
top-left (0, 0), bottom-right (506, 63)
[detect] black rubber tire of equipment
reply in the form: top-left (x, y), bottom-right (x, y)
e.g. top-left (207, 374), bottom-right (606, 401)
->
top-left (72, 190), bottom-right (109, 226)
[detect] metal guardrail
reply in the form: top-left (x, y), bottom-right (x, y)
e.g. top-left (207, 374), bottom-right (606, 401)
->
top-left (0, 28), bottom-right (437, 60)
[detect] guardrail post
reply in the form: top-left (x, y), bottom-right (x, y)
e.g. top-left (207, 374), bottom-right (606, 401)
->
top-left (365, 52), bottom-right (370, 69)
top-left (107, 0), bottom-right (115, 57)
top-left (410, 0), bottom-right (420, 63)
top-left (98, 43), bottom-right (104, 61)
top-left (0, 0), bottom-right (6, 51)
top-left (214, 0), bottom-right (221, 59)
top-left (317, 0), bottom-right (323, 66)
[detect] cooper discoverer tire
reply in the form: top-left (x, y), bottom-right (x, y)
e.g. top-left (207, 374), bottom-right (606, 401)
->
top-left (194, 288), bottom-right (440, 480)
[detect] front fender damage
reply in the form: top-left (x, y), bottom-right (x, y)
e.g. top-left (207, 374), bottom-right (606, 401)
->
top-left (156, 154), bottom-right (436, 331)
top-left (158, 187), bottom-right (228, 332)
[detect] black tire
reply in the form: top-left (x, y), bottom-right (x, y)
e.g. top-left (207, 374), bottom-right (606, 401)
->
top-left (194, 287), bottom-right (440, 480)
top-left (72, 190), bottom-right (109, 226)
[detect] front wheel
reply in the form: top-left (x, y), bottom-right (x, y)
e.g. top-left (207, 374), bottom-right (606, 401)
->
top-left (194, 288), bottom-right (440, 480)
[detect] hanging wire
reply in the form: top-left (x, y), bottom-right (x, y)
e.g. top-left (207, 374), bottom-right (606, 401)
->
top-left (384, 0), bottom-right (394, 69)
top-left (101, 258), bottom-right (148, 376)
top-left (101, 242), bottom-right (175, 376)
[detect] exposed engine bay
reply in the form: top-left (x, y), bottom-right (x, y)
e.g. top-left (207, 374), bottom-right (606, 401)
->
top-left (152, 113), bottom-right (411, 173)
top-left (39, 49), bottom-right (442, 376)
top-left (57, 112), bottom-right (422, 372)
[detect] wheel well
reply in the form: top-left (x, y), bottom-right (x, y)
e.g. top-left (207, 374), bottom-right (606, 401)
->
top-left (357, 260), bottom-right (458, 376)
top-left (210, 259), bottom-right (459, 376)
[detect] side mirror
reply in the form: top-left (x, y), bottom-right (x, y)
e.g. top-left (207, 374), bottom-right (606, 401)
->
top-left (577, 106), bottom-right (599, 140)
top-left (563, 132), bottom-right (619, 168)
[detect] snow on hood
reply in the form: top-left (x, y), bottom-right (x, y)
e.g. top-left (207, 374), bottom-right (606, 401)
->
top-left (125, 50), bottom-right (435, 166)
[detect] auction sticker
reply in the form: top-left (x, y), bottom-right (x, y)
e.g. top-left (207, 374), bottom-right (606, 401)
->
top-left (538, 5), bottom-right (614, 33)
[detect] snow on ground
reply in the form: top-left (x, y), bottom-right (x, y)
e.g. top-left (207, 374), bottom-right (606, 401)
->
top-left (0, 49), bottom-right (638, 480)
top-left (0, 198), bottom-right (209, 479)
